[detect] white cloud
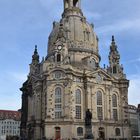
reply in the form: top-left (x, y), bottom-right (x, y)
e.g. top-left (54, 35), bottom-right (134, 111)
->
top-left (128, 74), bottom-right (140, 106)
top-left (0, 71), bottom-right (26, 110)
top-left (124, 57), bottom-right (140, 64)
top-left (96, 18), bottom-right (140, 34)
top-left (9, 72), bottom-right (27, 82)
top-left (85, 11), bottom-right (102, 20)
top-left (0, 94), bottom-right (21, 110)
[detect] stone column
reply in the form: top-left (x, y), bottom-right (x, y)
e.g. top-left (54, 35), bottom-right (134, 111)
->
top-left (34, 82), bottom-right (43, 139)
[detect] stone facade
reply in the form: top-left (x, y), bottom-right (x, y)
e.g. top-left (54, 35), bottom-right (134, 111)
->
top-left (20, 0), bottom-right (131, 139)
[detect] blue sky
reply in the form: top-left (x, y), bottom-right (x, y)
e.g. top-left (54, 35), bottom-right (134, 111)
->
top-left (0, 0), bottom-right (140, 110)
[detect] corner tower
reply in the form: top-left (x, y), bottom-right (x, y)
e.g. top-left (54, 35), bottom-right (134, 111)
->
top-left (107, 36), bottom-right (126, 79)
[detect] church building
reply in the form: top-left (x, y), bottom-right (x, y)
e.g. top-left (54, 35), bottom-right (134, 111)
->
top-left (20, 0), bottom-right (131, 139)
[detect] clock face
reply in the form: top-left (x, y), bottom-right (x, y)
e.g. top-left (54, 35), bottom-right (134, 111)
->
top-left (57, 45), bottom-right (62, 50)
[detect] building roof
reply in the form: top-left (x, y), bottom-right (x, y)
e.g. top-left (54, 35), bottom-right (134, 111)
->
top-left (128, 105), bottom-right (137, 110)
top-left (0, 110), bottom-right (21, 121)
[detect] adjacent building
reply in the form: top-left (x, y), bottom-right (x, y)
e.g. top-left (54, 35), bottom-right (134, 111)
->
top-left (0, 110), bottom-right (21, 140)
top-left (137, 104), bottom-right (140, 136)
top-left (128, 105), bottom-right (139, 137)
top-left (20, 0), bottom-right (131, 139)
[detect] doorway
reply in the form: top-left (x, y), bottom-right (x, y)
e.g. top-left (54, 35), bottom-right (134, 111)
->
top-left (98, 127), bottom-right (105, 140)
top-left (55, 127), bottom-right (61, 140)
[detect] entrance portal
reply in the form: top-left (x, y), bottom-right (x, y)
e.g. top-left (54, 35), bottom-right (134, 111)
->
top-left (55, 127), bottom-right (61, 140)
top-left (98, 127), bottom-right (105, 140)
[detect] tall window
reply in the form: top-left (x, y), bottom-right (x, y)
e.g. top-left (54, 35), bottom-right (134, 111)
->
top-left (113, 109), bottom-right (118, 121)
top-left (97, 107), bottom-right (103, 120)
top-left (112, 94), bottom-right (117, 107)
top-left (97, 91), bottom-right (103, 120)
top-left (87, 32), bottom-right (90, 41)
top-left (75, 89), bottom-right (82, 119)
top-left (57, 54), bottom-right (61, 62)
top-left (97, 91), bottom-right (102, 105)
top-left (113, 66), bottom-right (117, 74)
top-left (76, 106), bottom-right (81, 119)
top-left (112, 94), bottom-right (118, 121)
top-left (75, 89), bottom-right (81, 104)
top-left (55, 87), bottom-right (62, 118)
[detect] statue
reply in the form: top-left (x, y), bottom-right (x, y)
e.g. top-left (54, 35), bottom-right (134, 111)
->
top-left (85, 109), bottom-right (94, 139)
top-left (85, 109), bottom-right (92, 126)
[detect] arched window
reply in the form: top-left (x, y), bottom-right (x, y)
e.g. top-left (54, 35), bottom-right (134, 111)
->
top-left (55, 87), bottom-right (62, 118)
top-left (55, 87), bottom-right (61, 103)
top-left (112, 94), bottom-right (118, 121)
top-left (75, 89), bottom-right (81, 104)
top-left (77, 127), bottom-right (83, 136)
top-left (97, 91), bottom-right (102, 105)
top-left (73, 0), bottom-right (78, 7)
top-left (112, 94), bottom-right (117, 107)
top-left (75, 89), bottom-right (82, 119)
top-left (115, 128), bottom-right (121, 136)
top-left (96, 91), bottom-right (103, 120)
top-left (89, 58), bottom-right (96, 68)
top-left (92, 58), bottom-right (96, 68)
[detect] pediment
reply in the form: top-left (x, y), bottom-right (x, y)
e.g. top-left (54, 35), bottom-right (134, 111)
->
top-left (86, 68), bottom-right (114, 81)
top-left (28, 74), bottom-right (42, 84)
top-left (55, 37), bottom-right (66, 45)
top-left (55, 39), bottom-right (63, 46)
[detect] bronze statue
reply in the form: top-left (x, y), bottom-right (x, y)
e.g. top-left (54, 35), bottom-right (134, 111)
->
top-left (85, 109), bottom-right (92, 126)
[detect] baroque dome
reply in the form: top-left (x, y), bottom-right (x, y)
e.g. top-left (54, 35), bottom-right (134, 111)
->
top-left (47, 0), bottom-right (100, 65)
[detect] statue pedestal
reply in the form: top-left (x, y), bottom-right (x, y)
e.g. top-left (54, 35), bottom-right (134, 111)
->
top-left (84, 109), bottom-right (94, 139)
top-left (84, 125), bottom-right (94, 139)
